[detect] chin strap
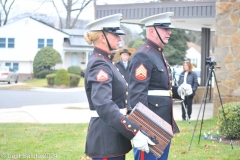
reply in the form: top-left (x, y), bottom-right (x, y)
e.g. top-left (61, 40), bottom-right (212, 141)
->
top-left (153, 26), bottom-right (165, 45)
top-left (102, 31), bottom-right (113, 51)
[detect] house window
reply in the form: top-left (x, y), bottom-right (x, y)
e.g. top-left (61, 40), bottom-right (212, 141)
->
top-left (38, 39), bottom-right (44, 48)
top-left (13, 63), bottom-right (19, 71)
top-left (0, 38), bottom-right (6, 48)
top-left (47, 39), bottom-right (53, 47)
top-left (5, 63), bottom-right (11, 68)
top-left (8, 38), bottom-right (15, 48)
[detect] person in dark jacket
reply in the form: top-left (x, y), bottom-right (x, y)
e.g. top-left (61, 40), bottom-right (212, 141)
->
top-left (115, 49), bottom-right (131, 83)
top-left (84, 14), bottom-right (155, 160)
top-left (178, 61), bottom-right (198, 120)
top-left (129, 12), bottom-right (193, 160)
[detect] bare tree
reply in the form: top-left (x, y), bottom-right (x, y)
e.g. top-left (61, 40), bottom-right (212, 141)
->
top-left (51, 0), bottom-right (93, 29)
top-left (120, 23), bottom-right (142, 47)
top-left (0, 0), bottom-right (16, 26)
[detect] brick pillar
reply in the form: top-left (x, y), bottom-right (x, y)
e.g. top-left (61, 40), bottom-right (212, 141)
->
top-left (213, 1), bottom-right (240, 116)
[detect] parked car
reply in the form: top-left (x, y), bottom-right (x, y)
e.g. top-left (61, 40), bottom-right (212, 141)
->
top-left (0, 66), bottom-right (18, 84)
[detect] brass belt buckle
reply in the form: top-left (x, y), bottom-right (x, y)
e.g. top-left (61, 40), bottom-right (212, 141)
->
top-left (169, 90), bottom-right (173, 97)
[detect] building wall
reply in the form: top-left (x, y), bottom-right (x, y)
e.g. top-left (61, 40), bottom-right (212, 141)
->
top-left (64, 52), bottom-right (86, 71)
top-left (213, 1), bottom-right (240, 116)
top-left (186, 47), bottom-right (201, 68)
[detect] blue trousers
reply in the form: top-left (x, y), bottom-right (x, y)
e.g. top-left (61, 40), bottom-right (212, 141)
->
top-left (133, 142), bottom-right (171, 160)
top-left (92, 155), bottom-right (125, 160)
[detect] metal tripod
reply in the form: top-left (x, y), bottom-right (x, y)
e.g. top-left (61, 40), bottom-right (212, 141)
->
top-left (188, 65), bottom-right (233, 151)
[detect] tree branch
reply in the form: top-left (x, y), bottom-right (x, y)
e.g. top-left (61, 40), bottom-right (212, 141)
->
top-left (52, 0), bottom-right (63, 29)
top-left (61, 0), bottom-right (67, 8)
top-left (70, 0), bottom-right (92, 28)
top-left (72, 0), bottom-right (79, 6)
top-left (0, 0), bottom-right (16, 26)
top-left (32, 0), bottom-right (46, 13)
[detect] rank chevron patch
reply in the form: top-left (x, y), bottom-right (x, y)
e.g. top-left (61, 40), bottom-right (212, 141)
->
top-left (135, 64), bottom-right (147, 80)
top-left (96, 69), bottom-right (108, 82)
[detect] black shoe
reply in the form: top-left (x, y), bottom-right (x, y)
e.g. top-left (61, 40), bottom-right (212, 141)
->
top-left (182, 118), bottom-right (186, 121)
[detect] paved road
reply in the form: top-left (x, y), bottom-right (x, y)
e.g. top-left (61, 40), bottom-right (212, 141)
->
top-left (0, 89), bottom-right (87, 108)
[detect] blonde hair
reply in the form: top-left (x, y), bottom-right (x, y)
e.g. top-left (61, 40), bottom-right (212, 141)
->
top-left (84, 31), bottom-right (101, 45)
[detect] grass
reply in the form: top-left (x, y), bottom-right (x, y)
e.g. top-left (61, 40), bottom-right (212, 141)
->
top-left (0, 118), bottom-right (239, 160)
top-left (25, 78), bottom-right (49, 87)
top-left (0, 77), bottom-right (85, 90)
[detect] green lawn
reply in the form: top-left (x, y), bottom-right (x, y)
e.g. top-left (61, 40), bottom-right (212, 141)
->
top-left (25, 77), bottom-right (85, 87)
top-left (0, 118), bottom-right (239, 160)
top-left (0, 78), bottom-right (84, 90)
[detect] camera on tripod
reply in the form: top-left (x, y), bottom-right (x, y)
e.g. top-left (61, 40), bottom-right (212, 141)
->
top-left (206, 56), bottom-right (217, 67)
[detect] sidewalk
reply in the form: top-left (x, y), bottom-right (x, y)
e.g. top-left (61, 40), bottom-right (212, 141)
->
top-left (0, 101), bottom-right (214, 123)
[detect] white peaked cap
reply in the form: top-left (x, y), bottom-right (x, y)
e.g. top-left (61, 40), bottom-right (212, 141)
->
top-left (141, 12), bottom-right (175, 28)
top-left (85, 13), bottom-right (125, 35)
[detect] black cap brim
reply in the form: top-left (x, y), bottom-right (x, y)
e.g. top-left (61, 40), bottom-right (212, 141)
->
top-left (103, 27), bottom-right (125, 35)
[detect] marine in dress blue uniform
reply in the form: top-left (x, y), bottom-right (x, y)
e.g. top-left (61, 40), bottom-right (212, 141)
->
top-left (84, 14), bottom-right (151, 160)
top-left (129, 12), bottom-right (187, 160)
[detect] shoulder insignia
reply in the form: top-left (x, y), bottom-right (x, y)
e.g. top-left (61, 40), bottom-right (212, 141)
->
top-left (96, 69), bottom-right (108, 82)
top-left (135, 64), bottom-right (147, 80)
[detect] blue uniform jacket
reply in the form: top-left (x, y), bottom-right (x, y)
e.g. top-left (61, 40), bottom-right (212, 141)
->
top-left (85, 47), bottom-right (140, 158)
top-left (129, 40), bottom-right (180, 134)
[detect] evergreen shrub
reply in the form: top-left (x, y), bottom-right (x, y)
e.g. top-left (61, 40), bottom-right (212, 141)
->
top-left (69, 74), bottom-right (81, 87)
top-left (36, 70), bottom-right (57, 78)
top-left (54, 69), bottom-right (70, 86)
top-left (217, 102), bottom-right (240, 139)
top-left (68, 66), bottom-right (81, 76)
top-left (46, 74), bottom-right (56, 86)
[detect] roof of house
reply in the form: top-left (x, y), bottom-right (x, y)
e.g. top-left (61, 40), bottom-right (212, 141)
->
top-left (63, 29), bottom-right (88, 36)
top-left (1, 16), bottom-right (70, 37)
top-left (187, 42), bottom-right (201, 53)
top-left (29, 17), bottom-right (70, 36)
top-left (63, 37), bottom-right (93, 48)
top-left (63, 29), bottom-right (93, 47)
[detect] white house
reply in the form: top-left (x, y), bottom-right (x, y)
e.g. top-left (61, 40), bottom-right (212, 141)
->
top-left (186, 42), bottom-right (201, 69)
top-left (0, 17), bottom-right (93, 81)
top-left (62, 29), bottom-right (94, 71)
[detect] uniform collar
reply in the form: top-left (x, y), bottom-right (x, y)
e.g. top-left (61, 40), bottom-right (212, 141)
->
top-left (93, 47), bottom-right (114, 61)
top-left (146, 39), bottom-right (164, 52)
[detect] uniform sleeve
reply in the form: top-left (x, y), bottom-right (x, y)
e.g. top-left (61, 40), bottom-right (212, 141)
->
top-left (129, 52), bottom-right (153, 108)
top-left (87, 60), bottom-right (140, 140)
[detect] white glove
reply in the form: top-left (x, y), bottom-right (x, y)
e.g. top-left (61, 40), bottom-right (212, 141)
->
top-left (177, 84), bottom-right (193, 99)
top-left (132, 131), bottom-right (155, 153)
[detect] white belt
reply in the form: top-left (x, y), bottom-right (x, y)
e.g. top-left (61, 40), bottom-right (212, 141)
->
top-left (90, 108), bottom-right (126, 117)
top-left (148, 90), bottom-right (172, 97)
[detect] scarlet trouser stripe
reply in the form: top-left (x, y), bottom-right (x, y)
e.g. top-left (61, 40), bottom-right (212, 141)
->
top-left (140, 151), bottom-right (144, 160)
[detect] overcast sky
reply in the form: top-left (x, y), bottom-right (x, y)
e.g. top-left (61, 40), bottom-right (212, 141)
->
top-left (9, 0), bottom-right (154, 21)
